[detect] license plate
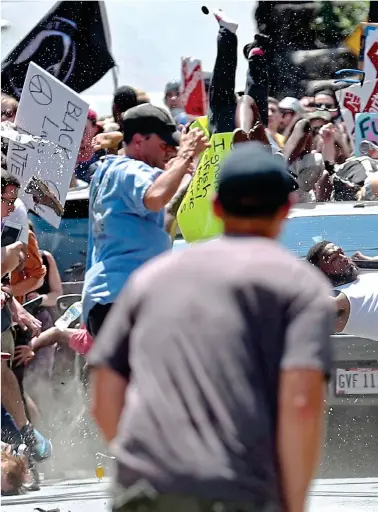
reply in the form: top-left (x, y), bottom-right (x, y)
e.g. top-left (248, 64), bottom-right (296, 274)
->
top-left (335, 368), bottom-right (378, 395)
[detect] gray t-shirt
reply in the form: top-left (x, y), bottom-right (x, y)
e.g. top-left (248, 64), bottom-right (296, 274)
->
top-left (89, 236), bottom-right (334, 505)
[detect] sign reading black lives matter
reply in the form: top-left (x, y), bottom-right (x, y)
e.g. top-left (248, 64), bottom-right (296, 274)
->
top-left (7, 62), bottom-right (89, 228)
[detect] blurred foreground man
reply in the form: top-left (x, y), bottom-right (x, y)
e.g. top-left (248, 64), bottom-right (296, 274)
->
top-left (89, 143), bottom-right (334, 512)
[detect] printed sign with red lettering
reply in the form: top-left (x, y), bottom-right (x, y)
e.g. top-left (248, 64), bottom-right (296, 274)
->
top-left (7, 62), bottom-right (89, 228)
top-left (336, 78), bottom-right (378, 140)
top-left (181, 57), bottom-right (206, 117)
top-left (363, 25), bottom-right (378, 81)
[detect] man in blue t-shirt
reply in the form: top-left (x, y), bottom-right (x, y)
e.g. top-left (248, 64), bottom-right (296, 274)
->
top-left (83, 104), bottom-right (208, 336)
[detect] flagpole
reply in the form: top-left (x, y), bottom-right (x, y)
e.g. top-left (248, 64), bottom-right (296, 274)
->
top-left (98, 0), bottom-right (118, 92)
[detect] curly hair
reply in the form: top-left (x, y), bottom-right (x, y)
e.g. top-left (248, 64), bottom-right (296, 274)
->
top-left (1, 452), bottom-right (27, 495)
top-left (306, 240), bottom-right (332, 267)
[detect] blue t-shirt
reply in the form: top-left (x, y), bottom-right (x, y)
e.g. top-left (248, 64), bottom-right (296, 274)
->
top-left (82, 155), bottom-right (171, 322)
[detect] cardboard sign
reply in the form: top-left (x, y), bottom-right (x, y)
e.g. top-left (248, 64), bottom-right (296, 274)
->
top-left (363, 26), bottom-right (378, 81)
top-left (359, 23), bottom-right (378, 71)
top-left (336, 78), bottom-right (378, 139)
top-left (177, 132), bottom-right (232, 242)
top-left (354, 113), bottom-right (378, 156)
top-left (7, 62), bottom-right (89, 228)
top-left (181, 57), bottom-right (206, 117)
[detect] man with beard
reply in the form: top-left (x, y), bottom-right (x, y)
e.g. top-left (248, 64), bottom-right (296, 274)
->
top-left (307, 241), bottom-right (378, 341)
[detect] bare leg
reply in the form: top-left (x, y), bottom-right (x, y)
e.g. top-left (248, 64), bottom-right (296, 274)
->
top-left (235, 95), bottom-right (270, 146)
top-left (1, 361), bottom-right (28, 429)
top-left (24, 394), bottom-right (41, 427)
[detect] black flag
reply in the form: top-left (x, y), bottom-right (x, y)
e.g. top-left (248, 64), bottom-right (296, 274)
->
top-left (1, 1), bottom-right (116, 99)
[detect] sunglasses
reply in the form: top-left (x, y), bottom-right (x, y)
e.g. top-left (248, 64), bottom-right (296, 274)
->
top-left (279, 109), bottom-right (295, 116)
top-left (314, 103), bottom-right (338, 112)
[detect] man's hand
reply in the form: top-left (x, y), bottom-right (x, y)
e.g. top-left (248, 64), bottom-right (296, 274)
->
top-left (92, 131), bottom-right (123, 151)
top-left (14, 345), bottom-right (35, 367)
top-left (177, 127), bottom-right (210, 161)
top-left (352, 251), bottom-right (373, 261)
top-left (318, 123), bottom-right (335, 145)
top-left (8, 298), bottom-right (42, 337)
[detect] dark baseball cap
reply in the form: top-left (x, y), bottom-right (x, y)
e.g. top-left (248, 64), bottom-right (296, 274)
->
top-left (113, 85), bottom-right (138, 112)
top-left (218, 142), bottom-right (297, 216)
top-left (122, 104), bottom-right (181, 147)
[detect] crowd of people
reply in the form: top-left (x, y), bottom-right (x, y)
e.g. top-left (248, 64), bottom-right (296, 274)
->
top-left (1, 6), bottom-right (377, 511)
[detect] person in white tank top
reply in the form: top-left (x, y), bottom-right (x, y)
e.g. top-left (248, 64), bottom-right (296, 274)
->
top-left (307, 241), bottom-right (378, 341)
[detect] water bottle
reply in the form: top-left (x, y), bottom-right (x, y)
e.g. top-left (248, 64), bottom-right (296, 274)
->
top-left (55, 302), bottom-right (82, 330)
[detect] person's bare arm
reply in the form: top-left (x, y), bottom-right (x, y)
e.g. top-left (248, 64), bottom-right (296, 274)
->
top-left (331, 294), bottom-right (349, 333)
top-left (1, 243), bottom-right (24, 277)
top-left (353, 252), bottom-right (378, 262)
top-left (92, 131), bottom-right (123, 152)
top-left (8, 297), bottom-right (42, 337)
top-left (40, 251), bottom-right (63, 307)
top-left (278, 369), bottom-right (326, 512)
top-left (90, 367), bottom-right (128, 442)
top-left (144, 128), bottom-right (209, 212)
top-left (315, 170), bottom-right (333, 202)
top-left (30, 326), bottom-right (74, 352)
top-left (164, 173), bottom-right (193, 243)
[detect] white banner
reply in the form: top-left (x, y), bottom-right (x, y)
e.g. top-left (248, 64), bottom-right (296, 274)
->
top-left (7, 62), bottom-right (89, 228)
top-left (363, 25), bottom-right (378, 81)
top-left (336, 78), bottom-right (378, 139)
top-left (354, 113), bottom-right (378, 156)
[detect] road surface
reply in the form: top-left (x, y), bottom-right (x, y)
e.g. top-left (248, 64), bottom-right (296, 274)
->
top-left (2, 478), bottom-right (378, 511)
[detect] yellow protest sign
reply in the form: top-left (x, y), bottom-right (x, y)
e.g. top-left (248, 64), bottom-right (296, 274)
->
top-left (190, 116), bottom-right (210, 139)
top-left (177, 132), bottom-right (233, 242)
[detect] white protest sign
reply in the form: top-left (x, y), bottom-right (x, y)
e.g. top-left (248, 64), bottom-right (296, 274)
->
top-left (336, 78), bottom-right (378, 140)
top-left (354, 113), bottom-right (378, 156)
top-left (7, 62), bottom-right (89, 228)
top-left (363, 25), bottom-right (378, 81)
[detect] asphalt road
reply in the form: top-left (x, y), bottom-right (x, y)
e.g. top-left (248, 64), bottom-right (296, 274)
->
top-left (2, 478), bottom-right (378, 512)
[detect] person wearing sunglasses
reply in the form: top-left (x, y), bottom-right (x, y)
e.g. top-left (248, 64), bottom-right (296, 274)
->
top-left (314, 89), bottom-right (339, 121)
top-left (278, 97), bottom-right (304, 133)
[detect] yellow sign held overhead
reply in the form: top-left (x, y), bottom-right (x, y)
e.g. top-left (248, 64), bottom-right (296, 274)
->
top-left (177, 132), bottom-right (233, 242)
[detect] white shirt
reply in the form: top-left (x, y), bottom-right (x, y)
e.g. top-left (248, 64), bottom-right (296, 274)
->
top-left (7, 198), bottom-right (29, 244)
top-left (335, 273), bottom-right (378, 341)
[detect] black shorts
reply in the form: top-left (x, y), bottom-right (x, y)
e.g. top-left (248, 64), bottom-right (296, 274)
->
top-left (86, 303), bottom-right (113, 338)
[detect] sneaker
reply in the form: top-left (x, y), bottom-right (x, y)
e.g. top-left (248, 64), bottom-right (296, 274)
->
top-left (24, 456), bottom-right (41, 492)
top-left (20, 423), bottom-right (52, 462)
top-left (213, 8), bottom-right (238, 33)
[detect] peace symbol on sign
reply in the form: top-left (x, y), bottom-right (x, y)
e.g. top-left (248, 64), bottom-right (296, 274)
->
top-left (28, 74), bottom-right (53, 106)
